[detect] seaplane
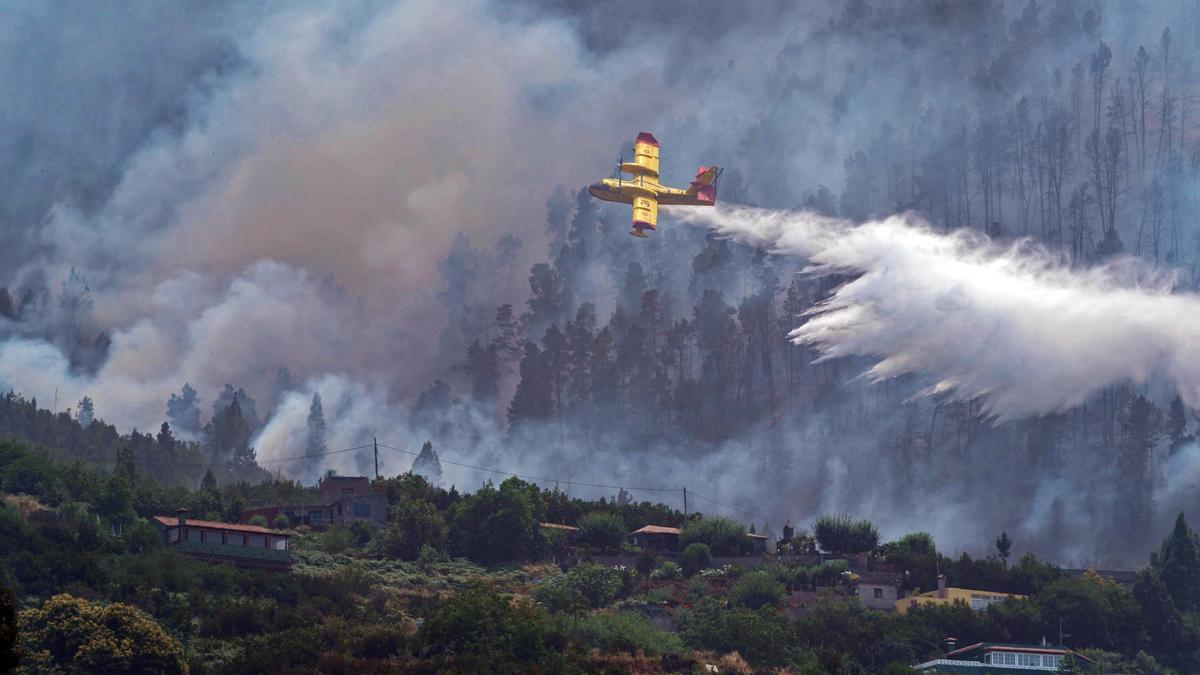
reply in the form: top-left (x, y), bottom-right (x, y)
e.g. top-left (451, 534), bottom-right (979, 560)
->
top-left (588, 132), bottom-right (721, 238)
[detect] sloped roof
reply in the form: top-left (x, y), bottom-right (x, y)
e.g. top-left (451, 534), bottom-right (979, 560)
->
top-left (629, 525), bottom-right (681, 536)
top-left (153, 515), bottom-right (286, 536)
top-left (539, 522), bottom-right (579, 532)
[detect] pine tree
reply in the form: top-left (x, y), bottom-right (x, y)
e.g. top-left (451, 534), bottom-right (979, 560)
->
top-left (1118, 395), bottom-right (1158, 541)
top-left (491, 304), bottom-right (524, 373)
top-left (523, 263), bottom-right (564, 334)
top-left (1154, 512), bottom-right (1200, 612)
top-left (995, 531), bottom-right (1012, 566)
top-left (166, 383), bottom-right (201, 436)
top-left (507, 342), bottom-right (554, 429)
top-left (465, 339), bottom-right (500, 403)
top-left (156, 422), bottom-right (175, 463)
top-left (307, 392), bottom-right (327, 455)
top-left (412, 440), bottom-right (443, 485)
top-left (75, 396), bottom-right (94, 427)
top-left (1167, 394), bottom-right (1191, 453)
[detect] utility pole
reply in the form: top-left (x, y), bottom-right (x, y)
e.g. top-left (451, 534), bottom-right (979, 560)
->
top-left (683, 487), bottom-right (688, 518)
top-left (373, 436), bottom-right (379, 480)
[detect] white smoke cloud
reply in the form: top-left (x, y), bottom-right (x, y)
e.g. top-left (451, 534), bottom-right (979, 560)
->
top-left (675, 204), bottom-right (1200, 420)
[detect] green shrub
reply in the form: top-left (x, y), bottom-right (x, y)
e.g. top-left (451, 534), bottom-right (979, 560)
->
top-left (728, 570), bottom-right (784, 610)
top-left (813, 560), bottom-right (849, 587)
top-left (577, 511), bottom-right (625, 552)
top-left (678, 600), bottom-right (793, 667)
top-left (562, 611), bottom-right (684, 656)
top-left (636, 551), bottom-right (657, 579)
top-left (370, 500), bottom-right (447, 561)
top-left (323, 526), bottom-right (355, 554)
top-left (248, 515), bottom-right (268, 527)
top-left (272, 514), bottom-right (290, 529)
top-left (680, 543), bottom-right (712, 577)
top-left (814, 514), bottom-right (879, 555)
top-left (680, 517), bottom-right (746, 556)
top-left (415, 584), bottom-right (552, 669)
top-left (651, 561), bottom-right (682, 580)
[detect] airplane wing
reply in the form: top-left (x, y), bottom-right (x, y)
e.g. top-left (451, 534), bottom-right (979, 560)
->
top-left (620, 132), bottom-right (660, 178)
top-left (630, 195), bottom-right (658, 238)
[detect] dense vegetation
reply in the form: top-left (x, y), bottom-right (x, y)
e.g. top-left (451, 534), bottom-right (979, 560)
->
top-left (3, 415), bottom-right (1200, 673)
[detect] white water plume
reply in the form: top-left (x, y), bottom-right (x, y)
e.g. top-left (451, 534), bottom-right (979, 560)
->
top-left (675, 204), bottom-right (1200, 420)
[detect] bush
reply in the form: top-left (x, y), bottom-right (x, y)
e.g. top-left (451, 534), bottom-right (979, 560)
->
top-left (0, 584), bottom-right (18, 672)
top-left (681, 517), bottom-right (746, 556)
top-left (371, 499), bottom-right (447, 561)
top-left (272, 514), bottom-right (290, 529)
top-left (415, 584), bottom-right (552, 669)
top-left (18, 594), bottom-right (187, 674)
top-left (577, 511), bottom-right (625, 552)
top-left (814, 514), bottom-right (879, 555)
top-left (323, 526), bottom-right (356, 554)
top-left (563, 611), bottom-right (684, 656)
top-left (678, 600), bottom-right (793, 667)
top-left (449, 478), bottom-right (544, 566)
top-left (248, 515), bottom-right (268, 527)
top-left (651, 561), bottom-right (682, 581)
top-left (728, 570), bottom-right (784, 610)
top-left (636, 551), bottom-right (657, 579)
top-left (680, 543), bottom-right (712, 577)
top-left (569, 563), bottom-right (623, 608)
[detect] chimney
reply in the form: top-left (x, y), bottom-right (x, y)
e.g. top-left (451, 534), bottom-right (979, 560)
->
top-left (782, 521), bottom-right (794, 542)
top-left (177, 508), bottom-right (188, 527)
top-left (942, 636), bottom-right (958, 654)
top-left (937, 574), bottom-right (947, 599)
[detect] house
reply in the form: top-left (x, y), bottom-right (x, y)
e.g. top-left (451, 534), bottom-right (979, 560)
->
top-left (539, 522), bottom-right (580, 535)
top-left (913, 638), bottom-right (1095, 673)
top-left (628, 525), bottom-right (681, 551)
top-left (895, 575), bottom-right (1024, 614)
top-left (745, 532), bottom-right (769, 554)
top-left (240, 475), bottom-right (388, 529)
top-left (153, 510), bottom-right (290, 570)
top-left (627, 525), bottom-right (773, 554)
top-left (851, 570), bottom-right (903, 611)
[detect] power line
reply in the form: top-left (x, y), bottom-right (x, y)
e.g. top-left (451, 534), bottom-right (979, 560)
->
top-left (688, 490), bottom-right (791, 529)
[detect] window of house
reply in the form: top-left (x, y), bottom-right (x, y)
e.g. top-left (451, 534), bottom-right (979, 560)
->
top-left (203, 529), bottom-right (223, 544)
top-left (308, 510), bottom-right (323, 523)
top-left (227, 533), bottom-right (246, 546)
top-left (167, 528), bottom-right (180, 543)
top-left (186, 528), bottom-right (202, 543)
top-left (353, 503), bottom-right (371, 518)
top-left (873, 588), bottom-right (883, 599)
top-left (269, 536), bottom-right (288, 551)
top-left (248, 534), bottom-right (266, 548)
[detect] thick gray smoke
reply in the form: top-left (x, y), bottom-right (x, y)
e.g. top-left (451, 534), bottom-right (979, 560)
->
top-left (4, 1), bottom-right (1200, 564)
top-left (676, 204), bottom-right (1200, 420)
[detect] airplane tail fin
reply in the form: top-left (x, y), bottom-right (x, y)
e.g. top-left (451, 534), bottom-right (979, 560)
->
top-left (688, 166), bottom-right (720, 204)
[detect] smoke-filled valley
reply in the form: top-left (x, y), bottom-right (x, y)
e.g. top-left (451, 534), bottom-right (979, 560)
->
top-left (6, 0), bottom-right (1200, 567)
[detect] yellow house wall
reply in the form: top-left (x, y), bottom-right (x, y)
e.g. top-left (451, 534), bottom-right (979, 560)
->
top-left (894, 587), bottom-right (1025, 614)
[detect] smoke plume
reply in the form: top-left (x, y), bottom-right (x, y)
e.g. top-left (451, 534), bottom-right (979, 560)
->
top-left (677, 204), bottom-right (1200, 420)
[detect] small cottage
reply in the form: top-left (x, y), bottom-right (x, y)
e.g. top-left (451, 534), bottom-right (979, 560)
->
top-left (153, 510), bottom-right (290, 570)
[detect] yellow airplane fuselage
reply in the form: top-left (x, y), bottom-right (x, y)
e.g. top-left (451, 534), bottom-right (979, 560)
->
top-left (588, 132), bottom-right (718, 237)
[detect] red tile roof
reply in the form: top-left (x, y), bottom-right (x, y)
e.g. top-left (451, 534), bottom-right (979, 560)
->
top-left (629, 525), bottom-right (681, 536)
top-left (152, 515), bottom-right (287, 536)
